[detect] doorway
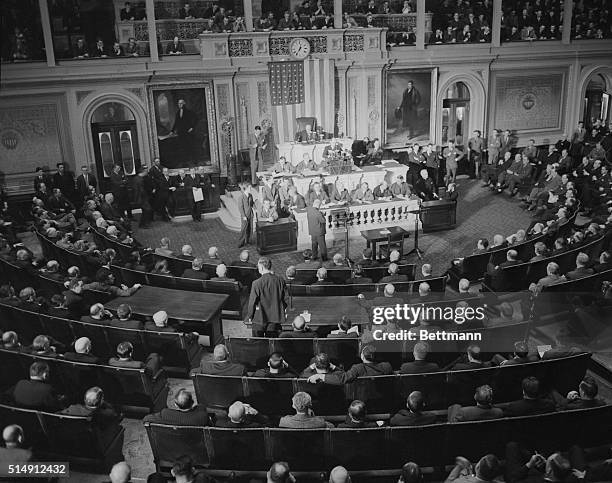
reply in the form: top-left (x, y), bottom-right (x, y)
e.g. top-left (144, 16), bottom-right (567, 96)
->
top-left (441, 81), bottom-right (470, 148)
top-left (583, 74), bottom-right (610, 128)
top-left (90, 102), bottom-right (140, 192)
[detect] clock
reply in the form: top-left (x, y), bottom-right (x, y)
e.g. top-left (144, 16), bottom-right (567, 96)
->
top-left (289, 37), bottom-right (311, 59)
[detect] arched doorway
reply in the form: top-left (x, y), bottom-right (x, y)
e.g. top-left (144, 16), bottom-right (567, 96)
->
top-left (583, 74), bottom-right (610, 128)
top-left (441, 81), bottom-right (470, 148)
top-left (90, 101), bottom-right (140, 191)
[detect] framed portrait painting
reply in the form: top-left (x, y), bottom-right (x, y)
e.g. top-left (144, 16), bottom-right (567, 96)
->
top-left (384, 69), bottom-right (437, 147)
top-left (148, 83), bottom-right (219, 171)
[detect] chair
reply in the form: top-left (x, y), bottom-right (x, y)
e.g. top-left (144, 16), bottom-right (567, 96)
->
top-left (378, 232), bottom-right (407, 260)
top-left (295, 116), bottom-right (317, 133)
top-left (328, 428), bottom-right (389, 470)
top-left (205, 427), bottom-right (266, 470)
top-left (146, 423), bottom-right (207, 472)
top-left (269, 428), bottom-right (327, 471)
top-left (238, 149), bottom-right (252, 183)
top-left (192, 374), bottom-right (245, 410)
top-left (225, 337), bottom-right (271, 372)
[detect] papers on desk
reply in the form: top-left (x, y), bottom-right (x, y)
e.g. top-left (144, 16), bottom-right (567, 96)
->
top-left (192, 187), bottom-right (204, 202)
top-left (301, 310), bottom-right (312, 323)
top-left (379, 229), bottom-right (391, 235)
top-left (537, 345), bottom-right (552, 358)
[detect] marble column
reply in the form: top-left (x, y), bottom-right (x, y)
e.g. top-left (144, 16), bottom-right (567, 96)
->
top-left (244, 0), bottom-right (254, 32)
top-left (562, 0), bottom-right (572, 45)
top-left (39, 0), bottom-right (55, 66)
top-left (416, 0), bottom-right (425, 49)
top-left (334, 0), bottom-right (343, 29)
top-left (145, 0), bottom-right (160, 62)
top-left (491, 0), bottom-right (502, 47)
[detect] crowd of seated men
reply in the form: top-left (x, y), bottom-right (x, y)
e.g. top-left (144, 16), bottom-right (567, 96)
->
top-left (571, 0), bottom-right (612, 40)
top-left (501, 0), bottom-right (564, 42)
top-left (429, 0), bottom-right (493, 44)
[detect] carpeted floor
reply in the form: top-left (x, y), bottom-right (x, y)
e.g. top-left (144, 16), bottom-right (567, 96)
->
top-left (26, 180), bottom-right (538, 481)
top-left (131, 179), bottom-right (533, 277)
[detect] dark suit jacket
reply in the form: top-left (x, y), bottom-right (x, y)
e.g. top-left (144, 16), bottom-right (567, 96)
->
top-left (109, 318), bottom-right (143, 330)
top-left (337, 417), bottom-right (378, 428)
top-left (143, 406), bottom-right (208, 426)
top-left (172, 106), bottom-right (196, 133)
top-left (198, 360), bottom-right (247, 376)
top-left (12, 379), bottom-right (64, 411)
top-left (502, 397), bottom-right (556, 417)
top-left (399, 360), bottom-right (440, 374)
top-left (62, 352), bottom-right (101, 364)
top-left (380, 274), bottom-right (409, 284)
top-left (306, 206), bottom-right (326, 237)
top-left (246, 273), bottom-right (288, 331)
top-left (76, 174), bottom-right (96, 198)
top-left (390, 409), bottom-right (437, 426)
top-left (181, 268), bottom-right (210, 280)
top-left (565, 266), bottom-right (594, 280)
top-left (448, 404), bottom-right (504, 422)
top-left (279, 330), bottom-right (317, 338)
top-left (323, 362), bottom-right (393, 384)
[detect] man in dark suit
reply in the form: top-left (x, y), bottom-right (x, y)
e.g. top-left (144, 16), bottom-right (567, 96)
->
top-left (153, 167), bottom-right (174, 220)
top-left (295, 249), bottom-right (322, 271)
top-left (172, 98), bottom-right (197, 161)
top-left (75, 165), bottom-right (96, 202)
top-left (133, 166), bottom-right (153, 228)
top-left (52, 162), bottom-right (75, 202)
top-left (252, 352), bottom-right (299, 378)
top-left (33, 167), bottom-right (52, 193)
top-left (565, 252), bottom-right (594, 280)
top-left (108, 341), bottom-right (161, 376)
top-left (337, 400), bottom-right (378, 428)
top-left (166, 36), bottom-right (186, 54)
top-left (279, 315), bottom-right (317, 338)
top-left (11, 361), bottom-right (65, 411)
top-left (451, 345), bottom-right (491, 370)
top-left (380, 263), bottom-right (409, 284)
top-left (503, 376), bottom-right (556, 417)
top-left (390, 391), bottom-right (437, 426)
top-left (0, 425), bottom-right (32, 464)
top-left (60, 387), bottom-right (121, 441)
top-left (144, 389), bottom-right (208, 426)
top-left (215, 401), bottom-right (269, 428)
top-left (248, 126), bottom-right (267, 185)
top-left (108, 164), bottom-right (131, 220)
top-left (237, 182), bottom-right (253, 247)
top-left (183, 167), bottom-right (202, 222)
top-left (246, 257), bottom-right (288, 337)
top-left (448, 385), bottom-right (504, 422)
top-left (108, 304), bottom-right (143, 330)
top-left (414, 168), bottom-right (437, 201)
top-left (399, 342), bottom-right (440, 374)
top-left (196, 344), bottom-right (247, 375)
top-left (278, 392), bottom-right (334, 428)
top-left (345, 265), bottom-right (373, 284)
top-left (307, 345), bottom-right (393, 384)
top-left (306, 199), bottom-right (327, 261)
top-left (181, 257), bottom-right (210, 280)
top-left (485, 249), bottom-right (522, 291)
top-left (62, 337), bottom-right (101, 364)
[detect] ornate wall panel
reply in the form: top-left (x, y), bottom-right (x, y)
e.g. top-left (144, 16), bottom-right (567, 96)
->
top-left (490, 69), bottom-right (567, 133)
top-left (235, 82), bottom-right (250, 148)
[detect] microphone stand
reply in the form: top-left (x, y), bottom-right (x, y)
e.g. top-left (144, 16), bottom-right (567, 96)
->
top-left (406, 198), bottom-right (424, 260)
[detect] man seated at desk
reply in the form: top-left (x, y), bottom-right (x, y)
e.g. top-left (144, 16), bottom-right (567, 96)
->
top-left (329, 178), bottom-right (351, 203)
top-left (295, 153), bottom-right (319, 172)
top-left (373, 180), bottom-right (393, 200)
top-left (391, 175), bottom-right (412, 197)
top-left (351, 181), bottom-right (374, 202)
top-left (295, 124), bottom-right (317, 143)
top-left (259, 199), bottom-right (279, 222)
top-left (288, 186), bottom-right (307, 209)
top-left (362, 139), bottom-right (384, 166)
top-left (271, 156), bottom-right (295, 175)
top-left (307, 181), bottom-right (330, 206)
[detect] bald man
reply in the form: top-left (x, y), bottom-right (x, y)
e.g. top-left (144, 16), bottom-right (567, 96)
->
top-left (279, 315), bottom-right (317, 338)
top-left (61, 387), bottom-right (121, 439)
top-left (144, 388), bottom-right (208, 426)
top-left (216, 400), bottom-right (270, 428)
top-left (63, 337), bottom-right (100, 364)
top-left (0, 425), bottom-right (32, 463)
top-left (109, 461), bottom-right (131, 483)
top-left (329, 466), bottom-right (351, 483)
top-left (196, 343), bottom-right (247, 376)
top-left (230, 249), bottom-right (256, 268)
top-left (267, 462), bottom-right (295, 483)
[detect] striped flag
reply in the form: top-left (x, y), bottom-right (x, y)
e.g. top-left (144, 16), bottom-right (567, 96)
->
top-left (270, 58), bottom-right (335, 143)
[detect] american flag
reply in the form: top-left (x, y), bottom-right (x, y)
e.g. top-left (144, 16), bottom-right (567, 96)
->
top-left (269, 58), bottom-right (335, 143)
top-left (269, 61), bottom-right (304, 105)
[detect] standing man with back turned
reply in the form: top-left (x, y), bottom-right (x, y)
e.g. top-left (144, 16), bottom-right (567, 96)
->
top-left (249, 125), bottom-right (267, 186)
top-left (238, 182), bottom-right (253, 247)
top-left (306, 199), bottom-right (328, 261)
top-left (246, 257), bottom-right (288, 337)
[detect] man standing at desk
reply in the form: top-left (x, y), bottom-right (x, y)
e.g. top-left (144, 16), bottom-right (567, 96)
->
top-left (307, 199), bottom-right (328, 261)
top-left (238, 182), bottom-right (253, 247)
top-left (246, 257), bottom-right (288, 337)
top-left (295, 124), bottom-right (316, 143)
top-left (249, 125), bottom-right (267, 186)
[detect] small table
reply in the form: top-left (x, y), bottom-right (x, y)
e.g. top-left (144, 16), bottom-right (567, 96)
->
top-left (285, 295), bottom-right (368, 328)
top-left (106, 286), bottom-right (228, 346)
top-left (360, 226), bottom-right (409, 258)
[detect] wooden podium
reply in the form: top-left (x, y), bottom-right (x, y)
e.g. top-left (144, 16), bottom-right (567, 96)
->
top-left (420, 200), bottom-right (457, 232)
top-left (256, 218), bottom-right (298, 255)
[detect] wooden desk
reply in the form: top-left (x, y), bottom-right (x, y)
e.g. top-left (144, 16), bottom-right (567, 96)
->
top-left (256, 218), bottom-right (297, 255)
top-left (106, 286), bottom-right (228, 346)
top-left (361, 226), bottom-right (409, 258)
top-left (285, 295), bottom-right (368, 328)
